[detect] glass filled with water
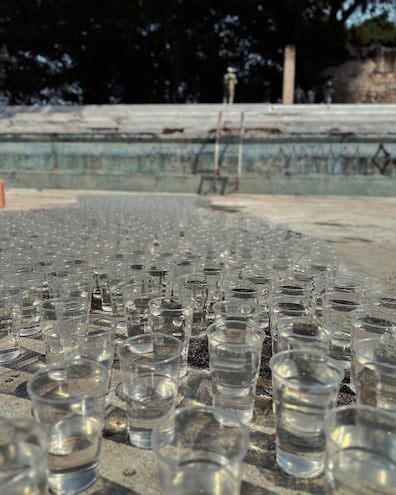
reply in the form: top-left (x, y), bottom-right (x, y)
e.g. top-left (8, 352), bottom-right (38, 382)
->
top-left (117, 332), bottom-right (181, 449)
top-left (323, 404), bottom-right (396, 494)
top-left (27, 359), bottom-right (108, 494)
top-left (270, 349), bottom-right (344, 477)
top-left (151, 405), bottom-right (249, 495)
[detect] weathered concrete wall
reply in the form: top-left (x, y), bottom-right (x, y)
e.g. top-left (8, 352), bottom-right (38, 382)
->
top-left (0, 104), bottom-right (395, 195)
top-left (0, 139), bottom-right (395, 195)
top-left (324, 46), bottom-right (396, 104)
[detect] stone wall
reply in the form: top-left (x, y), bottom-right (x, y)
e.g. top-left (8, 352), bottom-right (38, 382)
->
top-left (323, 46), bottom-right (396, 103)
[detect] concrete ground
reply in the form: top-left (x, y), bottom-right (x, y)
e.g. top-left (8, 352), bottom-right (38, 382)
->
top-left (0, 188), bottom-right (395, 495)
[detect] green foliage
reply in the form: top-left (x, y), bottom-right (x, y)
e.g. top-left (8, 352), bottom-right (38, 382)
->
top-left (0, 0), bottom-right (394, 104)
top-left (348, 13), bottom-right (396, 46)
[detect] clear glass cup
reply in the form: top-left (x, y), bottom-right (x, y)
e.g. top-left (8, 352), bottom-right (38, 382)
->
top-left (277, 314), bottom-right (335, 353)
top-left (175, 273), bottom-right (209, 337)
top-left (62, 314), bottom-right (117, 402)
top-left (10, 271), bottom-right (44, 337)
top-left (270, 350), bottom-right (344, 478)
top-left (151, 405), bottom-right (249, 495)
top-left (0, 417), bottom-right (48, 495)
top-left (323, 405), bottom-right (396, 495)
top-left (241, 266), bottom-right (274, 314)
top-left (111, 280), bottom-right (163, 336)
top-left (213, 299), bottom-right (263, 327)
top-left (207, 319), bottom-right (265, 424)
top-left (27, 359), bottom-right (108, 494)
top-left (0, 287), bottom-right (22, 362)
top-left (351, 304), bottom-right (396, 344)
top-left (148, 296), bottom-right (193, 378)
top-left (40, 297), bottom-right (90, 365)
top-left (117, 332), bottom-right (181, 449)
top-left (269, 292), bottom-right (314, 354)
top-left (322, 287), bottom-right (364, 368)
top-left (352, 335), bottom-right (396, 412)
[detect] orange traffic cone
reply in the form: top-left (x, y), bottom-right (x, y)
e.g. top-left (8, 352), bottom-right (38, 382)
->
top-left (0, 180), bottom-right (5, 208)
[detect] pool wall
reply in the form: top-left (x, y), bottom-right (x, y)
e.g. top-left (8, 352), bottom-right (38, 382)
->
top-left (0, 104), bottom-right (395, 196)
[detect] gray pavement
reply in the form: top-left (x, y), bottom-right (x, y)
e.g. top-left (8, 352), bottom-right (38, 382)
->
top-left (0, 188), bottom-right (395, 494)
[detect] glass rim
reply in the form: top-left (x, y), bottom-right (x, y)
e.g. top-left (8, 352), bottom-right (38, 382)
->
top-left (148, 296), bottom-right (191, 311)
top-left (269, 349), bottom-right (344, 386)
top-left (117, 332), bottom-right (182, 363)
top-left (323, 404), bottom-right (396, 446)
top-left (176, 273), bottom-right (208, 283)
top-left (27, 358), bottom-right (108, 404)
top-left (351, 308), bottom-right (396, 326)
top-left (206, 319), bottom-right (266, 344)
top-left (277, 317), bottom-right (335, 338)
top-left (352, 336), bottom-right (396, 369)
top-left (213, 299), bottom-right (261, 310)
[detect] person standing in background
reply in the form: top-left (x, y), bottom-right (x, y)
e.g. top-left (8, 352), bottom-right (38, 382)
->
top-left (223, 67), bottom-right (238, 104)
top-left (307, 87), bottom-right (316, 103)
top-left (323, 81), bottom-right (335, 104)
top-left (294, 85), bottom-right (305, 103)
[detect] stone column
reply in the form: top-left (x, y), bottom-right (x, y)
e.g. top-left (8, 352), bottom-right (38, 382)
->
top-left (282, 45), bottom-right (296, 104)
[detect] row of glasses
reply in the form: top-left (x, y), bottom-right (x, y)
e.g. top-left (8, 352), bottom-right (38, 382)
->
top-left (350, 300), bottom-right (396, 412)
top-left (100, 207), bottom-right (396, 495)
top-left (269, 346), bottom-right (396, 493)
top-left (0, 193), bottom-right (395, 495)
top-left (265, 265), bottom-right (396, 489)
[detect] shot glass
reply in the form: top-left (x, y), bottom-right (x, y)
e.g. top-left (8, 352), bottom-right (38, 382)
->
top-left (0, 287), bottom-right (22, 363)
top-left (352, 335), bottom-right (396, 412)
top-left (117, 332), bottom-right (181, 449)
top-left (269, 350), bottom-right (344, 477)
top-left (27, 359), bottom-right (108, 494)
top-left (207, 319), bottom-right (266, 424)
top-left (148, 296), bottom-right (193, 378)
top-left (0, 417), bottom-right (48, 495)
top-left (323, 405), bottom-right (396, 495)
top-left (151, 405), bottom-right (249, 495)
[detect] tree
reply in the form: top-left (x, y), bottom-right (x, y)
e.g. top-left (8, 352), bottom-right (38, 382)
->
top-left (0, 0), bottom-right (394, 104)
top-left (348, 13), bottom-right (396, 46)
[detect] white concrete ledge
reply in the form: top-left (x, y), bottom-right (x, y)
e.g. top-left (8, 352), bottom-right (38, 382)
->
top-left (1, 104), bottom-right (396, 137)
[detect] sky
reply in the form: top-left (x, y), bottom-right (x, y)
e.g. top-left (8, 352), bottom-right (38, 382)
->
top-left (345, 1), bottom-right (396, 26)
